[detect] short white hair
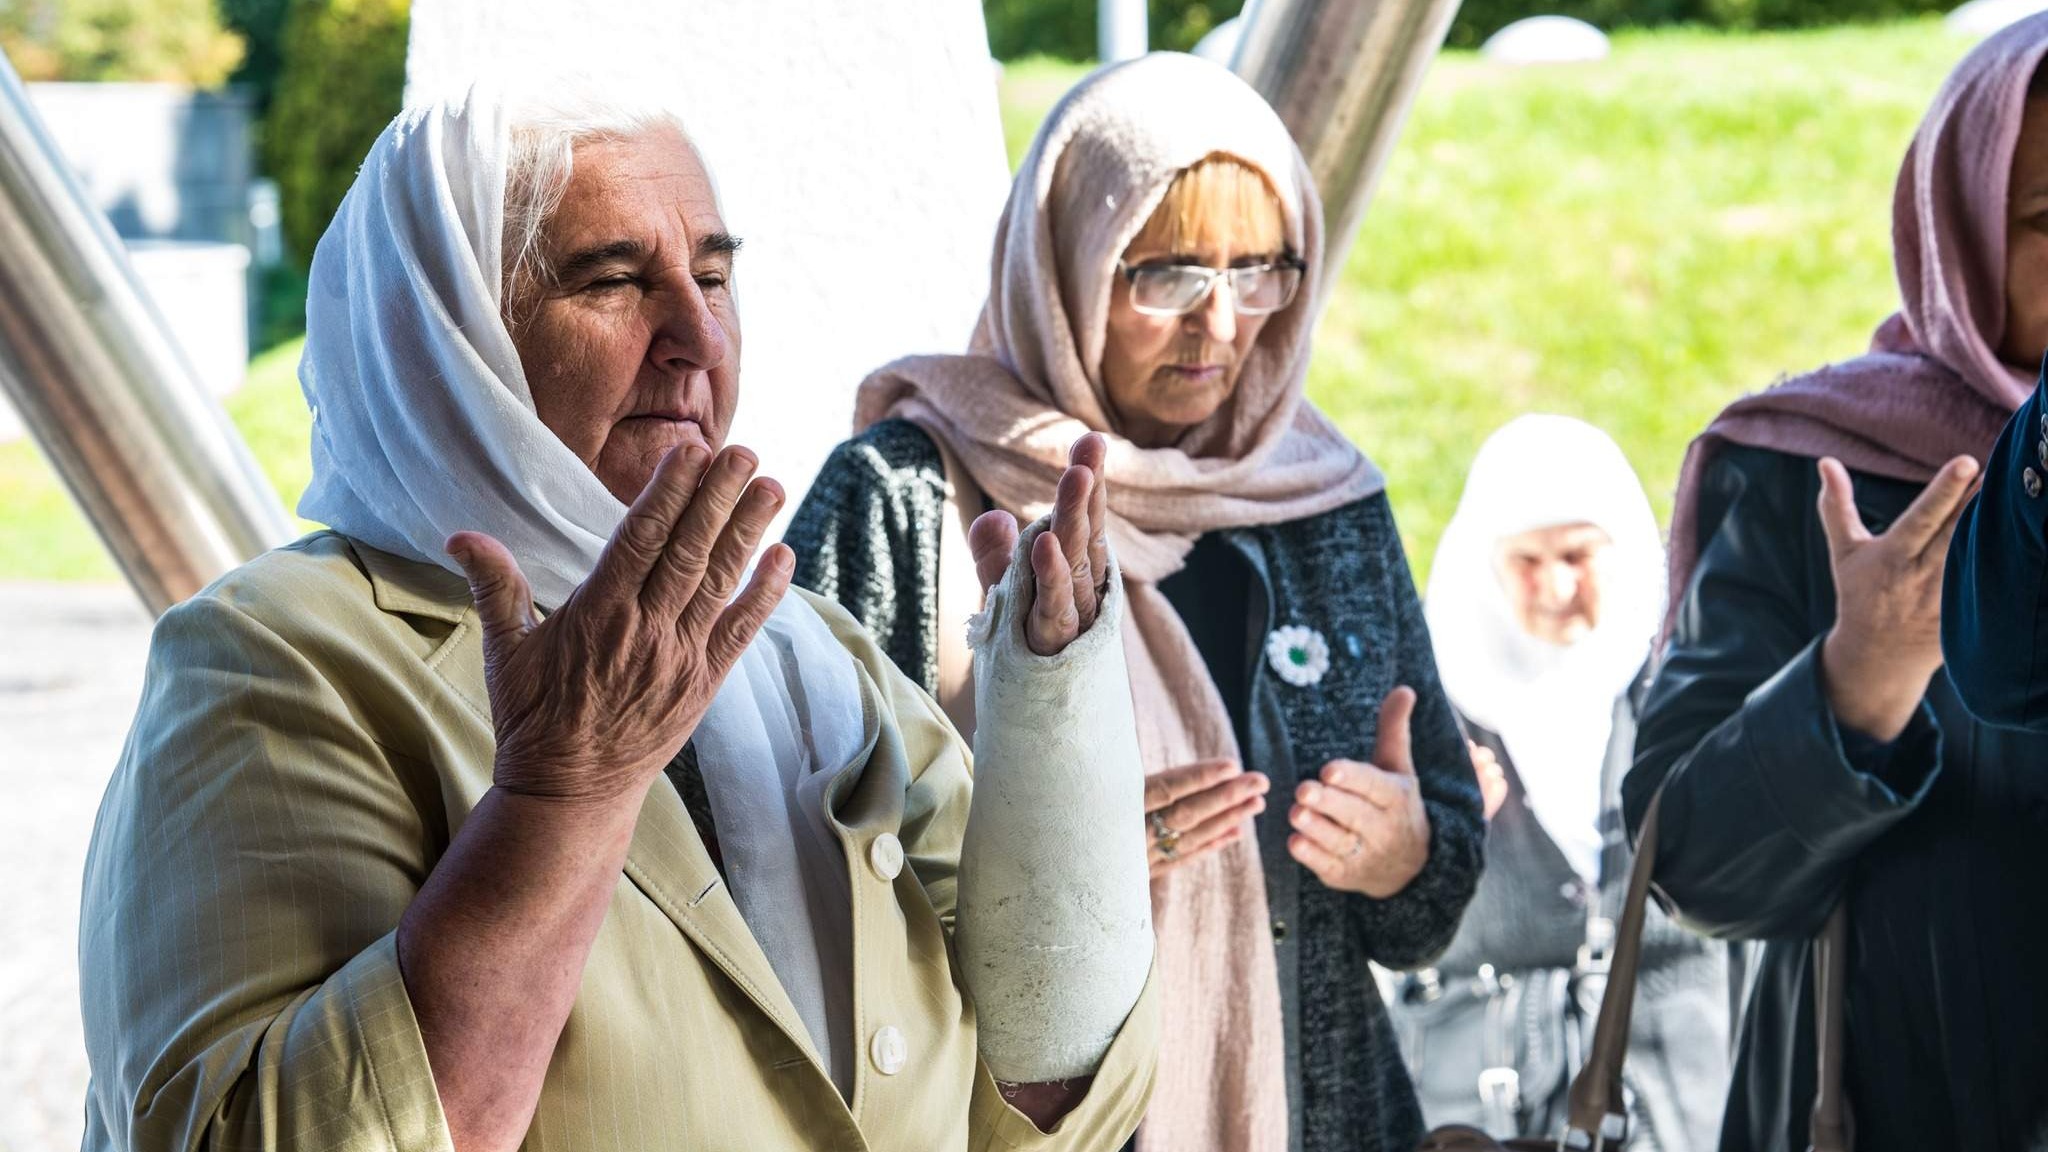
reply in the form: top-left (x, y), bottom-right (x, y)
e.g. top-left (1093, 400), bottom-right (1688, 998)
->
top-left (499, 85), bottom-right (698, 322)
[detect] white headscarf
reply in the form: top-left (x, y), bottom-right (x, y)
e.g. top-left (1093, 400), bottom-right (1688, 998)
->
top-left (297, 86), bottom-right (868, 1095)
top-left (1424, 416), bottom-right (1663, 881)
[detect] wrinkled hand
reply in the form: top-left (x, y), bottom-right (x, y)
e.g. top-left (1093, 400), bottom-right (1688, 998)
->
top-left (1817, 455), bottom-right (1979, 741)
top-left (447, 445), bottom-right (790, 806)
top-left (1142, 759), bottom-right (1270, 878)
top-left (1289, 686), bottom-right (1432, 898)
top-left (1469, 740), bottom-right (1507, 821)
top-left (967, 433), bottom-right (1112, 656)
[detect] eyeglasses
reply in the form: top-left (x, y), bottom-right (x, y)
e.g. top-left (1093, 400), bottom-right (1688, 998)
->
top-left (1116, 258), bottom-right (1306, 317)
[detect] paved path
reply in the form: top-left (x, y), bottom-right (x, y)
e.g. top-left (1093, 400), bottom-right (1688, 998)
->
top-left (0, 583), bottom-right (152, 1152)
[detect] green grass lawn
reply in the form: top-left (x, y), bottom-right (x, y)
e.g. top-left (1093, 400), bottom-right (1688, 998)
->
top-left (0, 20), bottom-right (1983, 583)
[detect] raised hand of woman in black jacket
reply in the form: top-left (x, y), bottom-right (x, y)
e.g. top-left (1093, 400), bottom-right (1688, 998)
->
top-left (1816, 454), bottom-right (1978, 741)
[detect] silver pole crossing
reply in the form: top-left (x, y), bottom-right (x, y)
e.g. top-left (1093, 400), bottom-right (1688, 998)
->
top-left (0, 56), bottom-right (293, 614)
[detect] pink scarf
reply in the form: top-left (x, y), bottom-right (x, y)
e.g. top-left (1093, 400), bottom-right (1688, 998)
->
top-left (1666, 15), bottom-right (2048, 626)
top-left (855, 54), bottom-right (1382, 1152)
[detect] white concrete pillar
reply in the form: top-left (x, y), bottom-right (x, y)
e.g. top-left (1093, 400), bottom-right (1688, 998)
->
top-left (1099, 0), bottom-right (1149, 62)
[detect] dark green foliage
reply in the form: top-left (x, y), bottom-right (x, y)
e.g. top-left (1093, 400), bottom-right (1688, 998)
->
top-left (1443, 0), bottom-right (1949, 46)
top-left (984, 0), bottom-right (1954, 58)
top-left (1148, 0), bottom-right (1233, 51)
top-left (263, 0), bottom-right (409, 264)
top-left (218, 0), bottom-right (292, 115)
top-left (252, 260), bottom-right (309, 352)
top-left (1684, 0), bottom-right (1948, 33)
top-left (986, 0), bottom-right (1092, 60)
top-left (984, 0), bottom-right (1238, 62)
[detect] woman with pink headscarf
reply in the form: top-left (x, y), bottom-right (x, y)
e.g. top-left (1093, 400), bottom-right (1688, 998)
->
top-left (788, 53), bottom-right (1483, 1152)
top-left (1625, 15), bottom-right (2048, 1150)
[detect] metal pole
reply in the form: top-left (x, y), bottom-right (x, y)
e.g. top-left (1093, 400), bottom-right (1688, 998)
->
top-left (1233, 0), bottom-right (1462, 308)
top-left (1099, 0), bottom-right (1148, 63)
top-left (0, 57), bottom-right (293, 615)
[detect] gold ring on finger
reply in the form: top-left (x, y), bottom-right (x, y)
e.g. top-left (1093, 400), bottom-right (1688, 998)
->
top-left (1150, 812), bottom-right (1182, 859)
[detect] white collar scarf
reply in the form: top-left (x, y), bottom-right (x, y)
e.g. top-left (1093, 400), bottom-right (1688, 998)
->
top-left (297, 88), bottom-right (867, 1094)
top-left (1424, 415), bottom-right (1664, 881)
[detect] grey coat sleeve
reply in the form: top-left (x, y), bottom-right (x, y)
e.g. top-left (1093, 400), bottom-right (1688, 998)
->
top-left (1626, 448), bottom-right (1942, 940)
top-left (783, 422), bottom-right (947, 694)
top-left (1353, 505), bottom-right (1485, 970)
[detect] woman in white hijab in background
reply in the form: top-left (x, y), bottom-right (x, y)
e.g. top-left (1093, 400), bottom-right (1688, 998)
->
top-left (76, 82), bottom-right (1160, 1152)
top-left (1392, 414), bottom-right (1734, 1148)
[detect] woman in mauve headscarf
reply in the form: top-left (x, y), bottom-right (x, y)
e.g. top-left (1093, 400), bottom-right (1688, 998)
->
top-left (1626, 15), bottom-right (2048, 1150)
top-left (787, 52), bottom-right (1483, 1152)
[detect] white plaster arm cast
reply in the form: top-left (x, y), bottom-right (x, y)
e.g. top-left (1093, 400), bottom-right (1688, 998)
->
top-left (954, 518), bottom-right (1155, 1083)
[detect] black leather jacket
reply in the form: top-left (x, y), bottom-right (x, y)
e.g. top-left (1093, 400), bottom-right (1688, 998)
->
top-left (1627, 444), bottom-right (2048, 1152)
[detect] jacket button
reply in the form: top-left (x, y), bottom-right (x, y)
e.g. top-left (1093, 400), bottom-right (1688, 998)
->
top-left (1271, 918), bottom-right (1289, 943)
top-left (2027, 467), bottom-right (2043, 499)
top-left (870, 1025), bottom-right (907, 1075)
top-left (868, 833), bottom-right (904, 881)
top-left (2037, 438), bottom-right (2047, 468)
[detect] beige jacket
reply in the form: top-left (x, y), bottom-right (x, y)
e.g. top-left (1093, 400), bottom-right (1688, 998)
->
top-left (79, 531), bottom-right (1157, 1151)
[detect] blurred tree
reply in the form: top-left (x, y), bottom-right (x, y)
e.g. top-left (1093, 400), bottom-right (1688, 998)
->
top-left (985, 0), bottom-right (1954, 56)
top-left (985, 0), bottom-right (1094, 61)
top-left (264, 0), bottom-right (408, 263)
top-left (218, 0), bottom-right (291, 115)
top-left (0, 0), bottom-right (244, 84)
top-left (984, 0), bottom-right (1238, 61)
top-left (1149, 0), bottom-right (1230, 53)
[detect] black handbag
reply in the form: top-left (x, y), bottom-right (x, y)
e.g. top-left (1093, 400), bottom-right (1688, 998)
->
top-left (1413, 794), bottom-right (1854, 1152)
top-left (1394, 719), bottom-right (1632, 1143)
top-left (1395, 962), bottom-right (1587, 1137)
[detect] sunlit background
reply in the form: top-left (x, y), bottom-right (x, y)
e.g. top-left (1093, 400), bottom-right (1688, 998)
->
top-left (0, 0), bottom-right (2005, 1146)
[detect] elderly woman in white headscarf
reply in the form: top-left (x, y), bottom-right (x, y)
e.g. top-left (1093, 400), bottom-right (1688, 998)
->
top-left (1391, 415), bottom-right (1732, 1148)
top-left (75, 85), bottom-right (1161, 1152)
top-left (789, 53), bottom-right (1484, 1152)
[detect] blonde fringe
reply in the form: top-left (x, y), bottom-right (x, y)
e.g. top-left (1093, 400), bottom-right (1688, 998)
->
top-left (1131, 152), bottom-right (1286, 258)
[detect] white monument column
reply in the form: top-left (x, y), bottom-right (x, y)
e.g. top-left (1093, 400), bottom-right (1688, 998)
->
top-left (1099, 0), bottom-right (1149, 61)
top-left (405, 1), bottom-right (1012, 519)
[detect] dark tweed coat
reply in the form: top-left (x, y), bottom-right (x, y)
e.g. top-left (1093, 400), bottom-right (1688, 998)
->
top-left (785, 418), bottom-right (1486, 1152)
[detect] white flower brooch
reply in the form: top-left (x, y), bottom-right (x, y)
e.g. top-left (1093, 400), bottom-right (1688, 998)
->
top-left (1265, 624), bottom-right (1330, 688)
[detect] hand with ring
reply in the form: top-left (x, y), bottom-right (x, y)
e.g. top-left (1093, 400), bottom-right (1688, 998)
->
top-left (1288, 685), bottom-right (1433, 898)
top-left (1142, 758), bottom-right (1269, 878)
